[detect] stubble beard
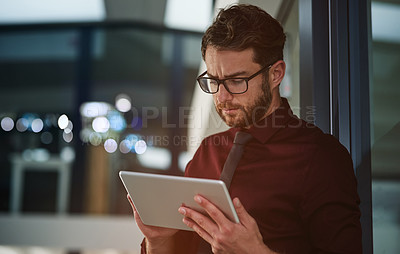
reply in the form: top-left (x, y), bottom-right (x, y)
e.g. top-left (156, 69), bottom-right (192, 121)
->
top-left (215, 77), bottom-right (272, 128)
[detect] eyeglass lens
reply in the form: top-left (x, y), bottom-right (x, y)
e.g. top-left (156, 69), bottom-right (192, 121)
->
top-left (199, 78), bottom-right (247, 94)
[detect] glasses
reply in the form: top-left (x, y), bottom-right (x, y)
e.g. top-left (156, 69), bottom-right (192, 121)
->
top-left (196, 65), bottom-right (271, 94)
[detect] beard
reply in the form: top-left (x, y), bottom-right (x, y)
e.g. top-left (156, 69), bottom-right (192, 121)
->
top-left (215, 77), bottom-right (272, 128)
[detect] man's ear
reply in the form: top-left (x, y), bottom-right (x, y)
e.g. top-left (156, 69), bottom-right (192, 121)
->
top-left (269, 60), bottom-right (286, 89)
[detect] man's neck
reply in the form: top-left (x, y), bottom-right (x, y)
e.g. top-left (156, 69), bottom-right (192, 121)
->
top-left (242, 95), bottom-right (282, 129)
top-left (265, 95), bottom-right (282, 117)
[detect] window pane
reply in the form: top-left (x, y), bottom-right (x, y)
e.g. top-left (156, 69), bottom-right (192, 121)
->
top-left (281, 0), bottom-right (300, 117)
top-left (371, 1), bottom-right (400, 253)
top-left (0, 26), bottom-right (202, 215)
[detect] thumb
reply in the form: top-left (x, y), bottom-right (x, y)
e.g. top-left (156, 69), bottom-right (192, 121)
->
top-left (127, 194), bottom-right (134, 209)
top-left (127, 194), bottom-right (139, 215)
top-left (128, 197), bottom-right (145, 227)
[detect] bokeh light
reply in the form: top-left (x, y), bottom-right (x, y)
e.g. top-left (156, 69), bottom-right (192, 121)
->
top-left (136, 146), bottom-right (171, 170)
top-left (134, 140), bottom-right (147, 154)
top-left (104, 138), bottom-right (118, 153)
top-left (22, 149), bottom-right (33, 161)
top-left (58, 114), bottom-right (69, 129)
top-left (80, 128), bottom-right (92, 143)
top-left (89, 132), bottom-right (102, 146)
top-left (108, 110), bottom-right (126, 132)
top-left (64, 120), bottom-right (73, 134)
top-left (16, 118), bottom-right (29, 132)
top-left (125, 134), bottom-right (140, 145)
top-left (1, 117), bottom-right (14, 131)
top-left (31, 118), bottom-right (44, 133)
top-left (61, 147), bottom-right (75, 162)
top-left (92, 116), bottom-right (110, 133)
top-left (179, 151), bottom-right (192, 172)
top-left (63, 131), bottom-right (73, 143)
top-left (34, 148), bottom-right (50, 162)
top-left (115, 94), bottom-right (132, 113)
top-left (80, 102), bottom-right (111, 118)
top-left (21, 113), bottom-right (37, 131)
top-left (22, 149), bottom-right (50, 162)
top-left (119, 139), bottom-right (133, 154)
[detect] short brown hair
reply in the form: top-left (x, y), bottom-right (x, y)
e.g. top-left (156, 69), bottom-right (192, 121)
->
top-left (201, 4), bottom-right (286, 67)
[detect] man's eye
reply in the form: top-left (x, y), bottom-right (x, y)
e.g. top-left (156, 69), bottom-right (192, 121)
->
top-left (209, 80), bottom-right (218, 85)
top-left (229, 79), bottom-right (244, 85)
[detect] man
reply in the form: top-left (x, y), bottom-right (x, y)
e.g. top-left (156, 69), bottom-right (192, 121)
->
top-left (128, 4), bottom-right (362, 254)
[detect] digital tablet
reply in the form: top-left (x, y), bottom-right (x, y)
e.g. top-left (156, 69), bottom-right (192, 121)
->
top-left (119, 171), bottom-right (239, 231)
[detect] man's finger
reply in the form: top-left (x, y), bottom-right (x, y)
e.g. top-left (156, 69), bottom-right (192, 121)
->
top-left (127, 194), bottom-right (138, 213)
top-left (193, 195), bottom-right (232, 229)
top-left (182, 216), bottom-right (214, 244)
top-left (233, 197), bottom-right (255, 229)
top-left (127, 194), bottom-right (145, 227)
top-left (179, 205), bottom-right (219, 239)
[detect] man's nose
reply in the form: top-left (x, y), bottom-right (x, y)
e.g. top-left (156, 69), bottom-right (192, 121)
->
top-left (216, 83), bottom-right (233, 103)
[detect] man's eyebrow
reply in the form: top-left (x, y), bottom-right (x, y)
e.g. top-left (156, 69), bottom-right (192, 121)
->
top-left (207, 70), bottom-right (249, 79)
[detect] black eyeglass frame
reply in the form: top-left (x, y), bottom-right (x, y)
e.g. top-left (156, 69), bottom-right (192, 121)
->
top-left (196, 64), bottom-right (272, 94)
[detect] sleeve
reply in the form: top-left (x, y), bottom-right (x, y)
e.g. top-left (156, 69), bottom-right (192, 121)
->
top-left (299, 136), bottom-right (362, 253)
top-left (139, 231), bottom-right (200, 254)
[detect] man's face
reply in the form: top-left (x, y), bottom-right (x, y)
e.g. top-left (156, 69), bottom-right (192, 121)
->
top-left (204, 47), bottom-right (272, 128)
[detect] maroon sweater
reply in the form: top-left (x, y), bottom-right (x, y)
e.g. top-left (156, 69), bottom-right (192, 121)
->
top-left (141, 98), bottom-right (362, 254)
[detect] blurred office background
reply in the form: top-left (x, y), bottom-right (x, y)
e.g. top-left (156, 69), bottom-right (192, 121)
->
top-left (0, 0), bottom-right (398, 253)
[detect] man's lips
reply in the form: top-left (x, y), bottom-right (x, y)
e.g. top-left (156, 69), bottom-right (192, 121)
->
top-left (217, 103), bottom-right (242, 115)
top-left (222, 107), bottom-right (239, 114)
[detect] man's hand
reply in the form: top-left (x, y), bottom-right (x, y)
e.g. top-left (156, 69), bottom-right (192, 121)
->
top-left (127, 194), bottom-right (178, 253)
top-left (178, 195), bottom-right (276, 254)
